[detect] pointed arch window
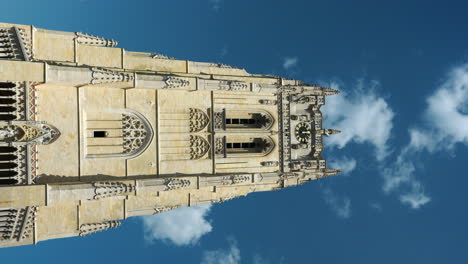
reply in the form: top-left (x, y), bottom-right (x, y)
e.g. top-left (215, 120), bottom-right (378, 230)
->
top-left (214, 109), bottom-right (274, 131)
top-left (86, 109), bottom-right (154, 159)
top-left (0, 82), bottom-right (19, 121)
top-left (218, 136), bottom-right (275, 157)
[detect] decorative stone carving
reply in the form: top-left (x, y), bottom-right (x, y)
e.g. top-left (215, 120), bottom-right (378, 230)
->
top-left (151, 53), bottom-right (175, 60)
top-left (0, 123), bottom-right (60, 145)
top-left (224, 174), bottom-right (250, 185)
top-left (79, 221), bottom-right (121, 237)
top-left (154, 206), bottom-right (178, 214)
top-left (93, 182), bottom-right (135, 199)
top-left (0, 206), bottom-right (36, 242)
top-left (164, 178), bottom-right (191, 191)
top-left (164, 77), bottom-right (190, 88)
top-left (218, 80), bottom-right (248, 91)
top-left (261, 161), bottom-right (279, 167)
top-left (91, 67), bottom-right (133, 84)
top-left (122, 113), bottom-right (147, 154)
top-left (75, 32), bottom-right (117, 47)
top-left (189, 135), bottom-right (210, 160)
top-left (0, 27), bottom-right (32, 61)
top-left (214, 137), bottom-right (225, 155)
top-left (189, 108), bottom-right (209, 132)
top-left (255, 113), bottom-right (274, 129)
top-left (323, 129), bottom-right (341, 136)
top-left (259, 99), bottom-right (277, 105)
top-left (292, 95), bottom-right (316, 104)
top-left (259, 137), bottom-right (275, 155)
top-left (277, 92), bottom-right (291, 171)
top-left (213, 110), bottom-right (225, 130)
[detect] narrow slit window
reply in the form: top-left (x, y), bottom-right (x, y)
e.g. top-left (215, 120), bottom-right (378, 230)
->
top-left (93, 131), bottom-right (108, 138)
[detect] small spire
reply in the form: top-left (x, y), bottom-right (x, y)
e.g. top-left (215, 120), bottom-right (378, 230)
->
top-left (322, 87), bottom-right (340, 96)
top-left (324, 168), bottom-right (341, 177)
top-left (324, 129), bottom-right (341, 136)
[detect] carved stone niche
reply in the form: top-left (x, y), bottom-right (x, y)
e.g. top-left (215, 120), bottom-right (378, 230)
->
top-left (291, 115), bottom-right (309, 121)
top-left (0, 123), bottom-right (60, 145)
top-left (291, 95), bottom-right (316, 104)
top-left (0, 206), bottom-right (37, 243)
top-left (93, 182), bottom-right (136, 200)
top-left (75, 32), bottom-right (117, 47)
top-left (0, 27), bottom-right (32, 61)
top-left (138, 177), bottom-right (192, 192)
top-left (289, 160), bottom-right (318, 171)
top-left (79, 220), bottom-right (121, 237)
top-left (199, 174), bottom-right (251, 188)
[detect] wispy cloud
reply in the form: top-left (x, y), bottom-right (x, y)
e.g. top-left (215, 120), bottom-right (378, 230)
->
top-left (382, 146), bottom-right (431, 209)
top-left (369, 202), bottom-right (383, 211)
top-left (322, 188), bottom-right (352, 219)
top-left (282, 57), bottom-right (298, 70)
top-left (201, 238), bottom-right (241, 264)
top-left (323, 79), bottom-right (395, 161)
top-left (219, 45), bottom-right (228, 58)
top-left (209, 0), bottom-right (224, 11)
top-left (382, 63), bottom-right (468, 209)
top-left (329, 156), bottom-right (357, 176)
top-left (252, 254), bottom-right (269, 264)
top-left (141, 205), bottom-right (212, 246)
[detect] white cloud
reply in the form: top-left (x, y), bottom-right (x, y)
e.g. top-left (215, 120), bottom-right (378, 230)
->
top-left (416, 63), bottom-right (468, 152)
top-left (382, 63), bottom-right (468, 209)
top-left (399, 182), bottom-right (431, 209)
top-left (282, 57), bottom-right (298, 70)
top-left (141, 205), bottom-right (212, 246)
top-left (382, 147), bottom-right (431, 209)
top-left (322, 188), bottom-right (352, 219)
top-left (201, 239), bottom-right (241, 264)
top-left (322, 80), bottom-right (394, 161)
top-left (328, 156), bottom-right (356, 176)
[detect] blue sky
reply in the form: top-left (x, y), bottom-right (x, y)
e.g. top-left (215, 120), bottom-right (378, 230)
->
top-left (3, 0), bottom-right (468, 263)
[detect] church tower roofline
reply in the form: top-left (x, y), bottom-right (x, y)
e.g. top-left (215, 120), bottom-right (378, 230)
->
top-left (0, 22), bottom-right (343, 248)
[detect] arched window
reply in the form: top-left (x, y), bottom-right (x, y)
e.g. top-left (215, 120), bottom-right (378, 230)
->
top-left (219, 136), bottom-right (275, 157)
top-left (0, 82), bottom-right (19, 121)
top-left (0, 145), bottom-right (23, 186)
top-left (214, 109), bottom-right (274, 131)
top-left (86, 109), bottom-right (154, 159)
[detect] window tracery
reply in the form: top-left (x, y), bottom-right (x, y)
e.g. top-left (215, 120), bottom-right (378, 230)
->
top-left (86, 110), bottom-right (154, 159)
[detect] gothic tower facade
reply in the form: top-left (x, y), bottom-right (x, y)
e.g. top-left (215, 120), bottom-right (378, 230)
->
top-left (0, 23), bottom-right (340, 248)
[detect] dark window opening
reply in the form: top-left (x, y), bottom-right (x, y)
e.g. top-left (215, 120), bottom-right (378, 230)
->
top-left (0, 114), bottom-right (16, 121)
top-left (0, 170), bottom-right (17, 177)
top-left (0, 163), bottom-right (17, 169)
top-left (226, 118), bottom-right (256, 125)
top-left (0, 179), bottom-right (18, 185)
top-left (0, 90), bottom-right (16, 96)
top-left (0, 106), bottom-right (16, 112)
top-left (93, 131), bottom-right (108, 138)
top-left (0, 98), bottom-right (16, 104)
top-left (0, 146), bottom-right (17, 153)
top-left (0, 154), bottom-right (17, 161)
top-left (0, 82), bottom-right (16, 88)
top-left (226, 140), bottom-right (259, 154)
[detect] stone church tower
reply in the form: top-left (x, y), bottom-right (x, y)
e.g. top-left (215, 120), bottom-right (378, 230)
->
top-left (0, 23), bottom-right (340, 248)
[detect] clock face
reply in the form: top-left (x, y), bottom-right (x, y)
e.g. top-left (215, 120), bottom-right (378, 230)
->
top-left (295, 122), bottom-right (311, 143)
